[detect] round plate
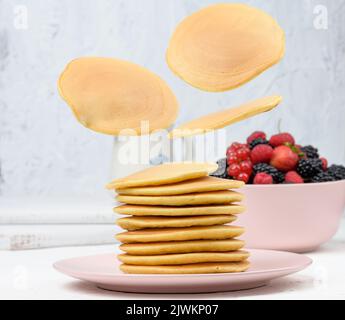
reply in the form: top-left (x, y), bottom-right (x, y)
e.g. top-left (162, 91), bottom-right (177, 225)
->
top-left (53, 249), bottom-right (312, 294)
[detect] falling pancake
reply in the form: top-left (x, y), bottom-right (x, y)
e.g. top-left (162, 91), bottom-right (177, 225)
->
top-left (169, 96), bottom-right (282, 138)
top-left (116, 176), bottom-right (243, 196)
top-left (167, 3), bottom-right (285, 92)
top-left (58, 57), bottom-right (178, 135)
top-left (117, 215), bottom-right (237, 230)
top-left (116, 190), bottom-right (244, 206)
top-left (107, 162), bottom-right (218, 189)
top-left (120, 239), bottom-right (245, 255)
top-left (118, 251), bottom-right (249, 266)
top-left (120, 261), bottom-right (250, 274)
top-left (116, 225), bottom-right (245, 243)
top-left (114, 204), bottom-right (245, 216)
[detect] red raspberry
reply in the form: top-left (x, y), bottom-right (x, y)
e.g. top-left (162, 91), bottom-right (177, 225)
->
top-left (236, 147), bottom-right (251, 161)
top-left (254, 173), bottom-right (273, 184)
top-left (227, 155), bottom-right (239, 165)
top-left (250, 144), bottom-right (274, 164)
top-left (228, 164), bottom-right (241, 178)
top-left (285, 171), bottom-right (304, 184)
top-left (240, 160), bottom-right (253, 176)
top-left (237, 172), bottom-right (250, 184)
top-left (320, 158), bottom-right (328, 171)
top-left (247, 131), bottom-right (266, 144)
top-left (269, 133), bottom-right (295, 147)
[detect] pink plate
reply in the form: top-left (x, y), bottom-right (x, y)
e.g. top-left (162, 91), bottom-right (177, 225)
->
top-left (53, 249), bottom-right (312, 294)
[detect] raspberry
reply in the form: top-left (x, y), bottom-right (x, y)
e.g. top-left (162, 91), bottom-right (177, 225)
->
top-left (247, 131), bottom-right (266, 144)
top-left (227, 155), bottom-right (239, 166)
top-left (285, 171), bottom-right (304, 184)
top-left (253, 163), bottom-right (285, 183)
top-left (236, 147), bottom-right (251, 161)
top-left (240, 160), bottom-right (253, 176)
top-left (237, 172), bottom-right (250, 184)
top-left (251, 144), bottom-right (274, 164)
top-left (269, 133), bottom-right (295, 147)
top-left (228, 164), bottom-right (241, 178)
top-left (253, 173), bottom-right (273, 185)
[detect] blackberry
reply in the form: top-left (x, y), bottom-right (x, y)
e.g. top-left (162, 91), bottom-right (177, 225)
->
top-left (253, 163), bottom-right (285, 184)
top-left (311, 172), bottom-right (336, 183)
top-left (211, 158), bottom-right (228, 179)
top-left (301, 146), bottom-right (319, 159)
top-left (327, 165), bottom-right (345, 181)
top-left (297, 159), bottom-right (323, 179)
top-left (249, 138), bottom-right (269, 150)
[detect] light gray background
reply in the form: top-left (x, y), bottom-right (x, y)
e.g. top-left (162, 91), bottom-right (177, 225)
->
top-left (0, 0), bottom-right (344, 197)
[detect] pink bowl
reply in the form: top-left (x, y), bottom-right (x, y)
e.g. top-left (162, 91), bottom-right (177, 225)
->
top-left (236, 180), bottom-right (345, 253)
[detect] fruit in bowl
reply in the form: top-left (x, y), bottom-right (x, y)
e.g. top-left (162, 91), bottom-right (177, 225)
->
top-left (212, 131), bottom-right (345, 253)
top-left (212, 131), bottom-right (345, 184)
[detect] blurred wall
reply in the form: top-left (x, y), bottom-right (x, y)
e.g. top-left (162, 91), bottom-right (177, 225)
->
top-left (0, 0), bottom-right (344, 197)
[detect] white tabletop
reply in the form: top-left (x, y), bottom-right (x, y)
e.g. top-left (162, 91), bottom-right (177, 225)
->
top-left (1, 225), bottom-right (345, 300)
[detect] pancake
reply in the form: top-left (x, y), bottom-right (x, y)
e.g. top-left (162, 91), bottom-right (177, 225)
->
top-left (58, 57), bottom-right (178, 135)
top-left (116, 176), bottom-right (243, 196)
top-left (166, 3), bottom-right (285, 92)
top-left (114, 204), bottom-right (245, 216)
top-left (116, 190), bottom-right (244, 206)
top-left (118, 251), bottom-right (249, 266)
top-left (120, 239), bottom-right (245, 255)
top-left (120, 261), bottom-right (250, 274)
top-left (107, 162), bottom-right (218, 189)
top-left (116, 225), bottom-right (245, 243)
top-left (117, 215), bottom-right (237, 230)
top-left (169, 96), bottom-right (282, 138)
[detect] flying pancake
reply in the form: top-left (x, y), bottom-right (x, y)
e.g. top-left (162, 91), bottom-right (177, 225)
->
top-left (58, 57), bottom-right (178, 135)
top-left (167, 3), bottom-right (285, 92)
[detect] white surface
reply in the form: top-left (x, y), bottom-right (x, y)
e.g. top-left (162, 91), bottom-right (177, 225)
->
top-left (0, 196), bottom-right (116, 224)
top-left (0, 0), bottom-right (345, 198)
top-left (0, 225), bottom-right (116, 250)
top-left (1, 226), bottom-right (344, 300)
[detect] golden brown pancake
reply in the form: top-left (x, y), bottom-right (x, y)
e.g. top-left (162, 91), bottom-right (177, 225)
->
top-left (167, 3), bottom-right (285, 92)
top-left (58, 57), bottom-right (178, 135)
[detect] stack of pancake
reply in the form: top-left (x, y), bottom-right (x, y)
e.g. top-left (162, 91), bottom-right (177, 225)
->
top-left (107, 163), bottom-right (250, 274)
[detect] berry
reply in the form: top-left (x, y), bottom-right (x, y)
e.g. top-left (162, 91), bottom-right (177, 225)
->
top-left (327, 165), bottom-right (345, 181)
top-left (249, 138), bottom-right (270, 150)
top-left (301, 146), bottom-right (319, 159)
top-left (270, 145), bottom-right (299, 172)
top-left (236, 147), bottom-right (251, 161)
top-left (253, 163), bottom-right (285, 183)
top-left (311, 172), bottom-right (336, 183)
top-left (296, 159), bottom-right (323, 179)
top-left (240, 160), bottom-right (253, 176)
top-left (228, 164), bottom-right (241, 178)
top-left (254, 173), bottom-right (273, 185)
top-left (247, 131), bottom-right (266, 144)
top-left (320, 158), bottom-right (328, 171)
top-left (227, 143), bottom-right (242, 156)
top-left (211, 158), bottom-right (228, 179)
top-left (285, 171), bottom-right (304, 184)
top-left (237, 173), bottom-right (250, 184)
top-left (227, 155), bottom-right (239, 166)
top-left (251, 144), bottom-right (274, 164)
top-left (269, 133), bottom-right (295, 147)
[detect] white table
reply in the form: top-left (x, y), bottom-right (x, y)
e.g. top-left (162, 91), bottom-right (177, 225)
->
top-left (1, 226), bottom-right (345, 300)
